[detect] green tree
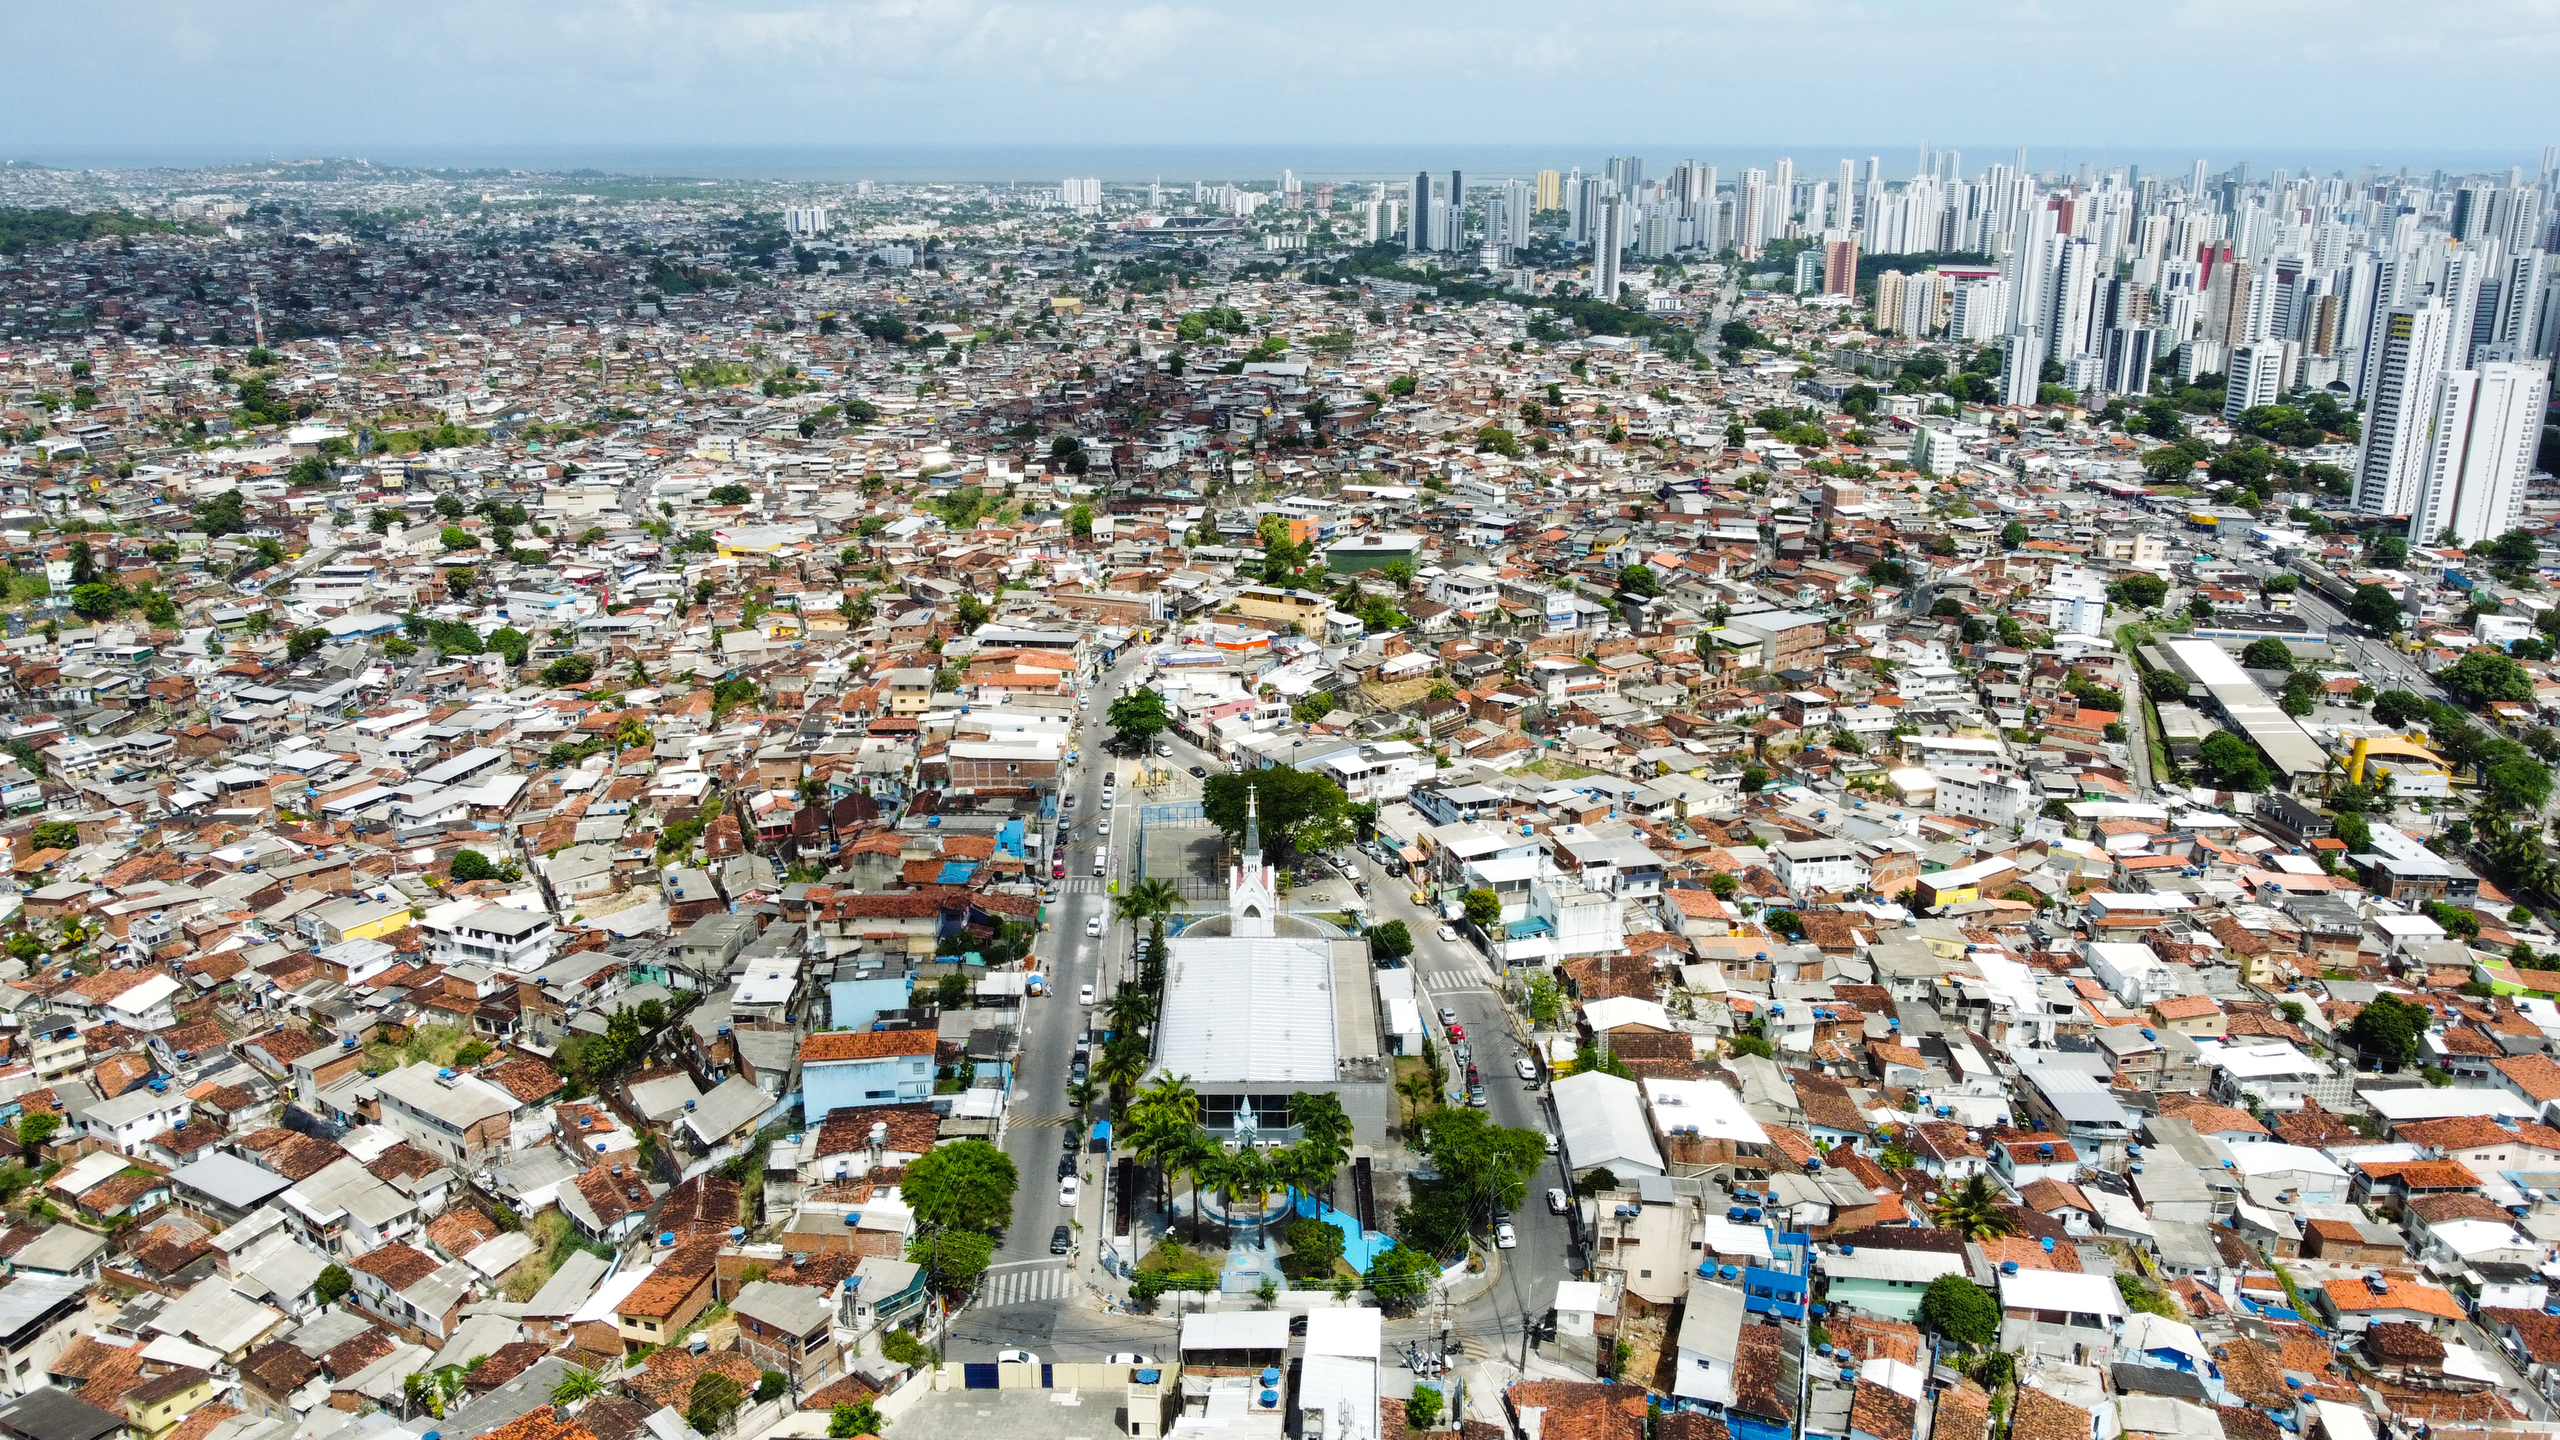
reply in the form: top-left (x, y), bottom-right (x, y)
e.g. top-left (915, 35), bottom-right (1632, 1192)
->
top-left (287, 627), bottom-right (330, 662)
top-left (1405, 1385), bottom-right (1444, 1430)
top-left (1069, 503), bottom-right (1094, 539)
top-left (2348, 582), bottom-right (2405, 632)
top-left (2000, 520), bottom-right (2027, 549)
top-left (1919, 1274), bottom-right (2002, 1348)
top-left (15, 1110), bottom-right (59, 1148)
top-left (900, 1139), bottom-right (1018, 1233)
top-left (193, 489), bottom-right (249, 537)
top-left (906, 1226), bottom-right (996, 1296)
top-left (1461, 887), bottom-right (1502, 930)
top-left (486, 626), bottom-right (532, 667)
top-left (1615, 564), bottom-right (1664, 600)
top-left (2440, 648), bottom-right (2534, 707)
top-left (448, 849), bottom-right (500, 883)
top-left (1931, 1173), bottom-right (2013, 1240)
top-left (1200, 768), bottom-right (1349, 866)
top-left (2371, 689), bottom-right (2428, 728)
top-left (2345, 992), bottom-right (2428, 1068)
top-left (1411, 1107), bottom-right (1545, 1223)
top-left (2143, 670), bottom-right (2191, 702)
top-left (28, 821), bottom-right (77, 851)
top-left (549, 1366), bottom-right (603, 1405)
top-left (2106, 573), bottom-right (2167, 609)
top-left (541, 655), bottom-right (597, 686)
top-left (829, 1402), bottom-right (887, 1438)
top-left (1365, 1241), bottom-right (1438, 1314)
top-left (441, 525), bottom-right (475, 550)
top-left (141, 591), bottom-right (178, 626)
top-left (1366, 920), bottom-right (1414, 963)
top-left (1107, 688), bottom-right (1173, 749)
top-left (2241, 637), bottom-right (2296, 671)
top-left (2194, 731), bottom-right (2271, 792)
top-left (685, 1371), bottom-right (746, 1435)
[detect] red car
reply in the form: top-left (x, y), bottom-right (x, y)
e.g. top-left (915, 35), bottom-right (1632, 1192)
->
top-left (1447, 1022), bottom-right (1465, 1041)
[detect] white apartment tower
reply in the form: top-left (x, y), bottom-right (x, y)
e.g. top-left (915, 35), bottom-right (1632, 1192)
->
top-left (2353, 301), bottom-right (2458, 516)
top-left (2222, 342), bottom-right (2286, 423)
top-left (2406, 362), bottom-right (2551, 545)
top-left (1592, 200), bottom-right (1627, 302)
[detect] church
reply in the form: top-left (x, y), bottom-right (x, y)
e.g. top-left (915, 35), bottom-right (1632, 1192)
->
top-left (1146, 789), bottom-right (1395, 1146)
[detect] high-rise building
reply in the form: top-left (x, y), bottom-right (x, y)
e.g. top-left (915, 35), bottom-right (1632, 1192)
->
top-left (1502, 178), bottom-right (1534, 253)
top-left (1408, 170), bottom-right (1431, 252)
top-left (1535, 170), bottom-right (1561, 213)
top-left (1592, 200), bottom-right (1626, 302)
top-left (2407, 362), bottom-right (2551, 544)
top-left (2353, 301), bottom-right (2458, 515)
top-left (2223, 342), bottom-right (2286, 422)
top-left (1447, 170), bottom-right (1465, 252)
top-left (1773, 158), bottom-right (1796, 238)
top-left (2104, 325), bottom-right (2156, 397)
top-left (1872, 270), bottom-right (1908, 332)
top-left (782, 206), bottom-right (831, 236)
top-left (1950, 278), bottom-right (2010, 341)
top-left (1823, 235), bottom-right (1860, 295)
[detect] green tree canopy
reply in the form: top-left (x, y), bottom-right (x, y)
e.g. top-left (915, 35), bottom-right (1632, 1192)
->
top-left (1201, 767), bottom-right (1348, 865)
top-left (906, 1227), bottom-right (996, 1296)
top-left (449, 849), bottom-right (501, 883)
top-left (1108, 688), bottom-right (1173, 748)
top-left (1919, 1274), bottom-right (2001, 1347)
top-left (2106, 573), bottom-right (2167, 609)
top-left (2240, 637), bottom-right (2296, 671)
top-left (1461, 887), bottom-right (1502, 930)
top-left (2440, 648), bottom-right (2534, 707)
top-left (1615, 564), bottom-right (1664, 599)
top-left (2348, 583), bottom-right (2405, 633)
top-left (1366, 920), bottom-right (1414, 963)
top-left (901, 1138), bottom-right (1019, 1234)
top-left (2344, 992), bottom-right (2428, 1069)
top-left (2193, 730), bottom-right (2270, 792)
top-left (1366, 1241), bottom-right (1438, 1313)
top-left (2370, 689), bottom-right (2428, 728)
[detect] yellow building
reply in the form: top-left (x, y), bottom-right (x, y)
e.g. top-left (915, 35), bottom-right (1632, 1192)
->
top-left (1232, 586), bottom-right (1331, 631)
top-left (128, 1368), bottom-right (216, 1440)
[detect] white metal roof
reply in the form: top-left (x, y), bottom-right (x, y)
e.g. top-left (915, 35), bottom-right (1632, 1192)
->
top-left (1551, 1071), bottom-right (1665, 1178)
top-left (1152, 938), bottom-right (1339, 1085)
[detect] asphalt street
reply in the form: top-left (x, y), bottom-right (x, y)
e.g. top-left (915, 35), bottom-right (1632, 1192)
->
top-left (946, 673), bottom-right (1582, 1363)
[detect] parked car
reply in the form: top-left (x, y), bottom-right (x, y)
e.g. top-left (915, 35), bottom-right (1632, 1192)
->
top-left (1059, 1177), bottom-right (1080, 1207)
top-left (1468, 1085), bottom-right (1487, 1107)
top-left (1189, 765), bottom-right (1207, 778)
top-left (1546, 1188), bottom-right (1570, 1215)
top-left (1086, 916), bottom-right (1104, 937)
top-left (1515, 1057), bottom-right (1539, 1081)
top-left (1452, 1043), bottom-right (1471, 1064)
top-left (1098, 818), bottom-right (1111, 835)
top-left (1543, 1131), bottom-right (1560, 1154)
top-left (1057, 1154), bottom-right (1077, 1179)
top-left (1079, 983), bottom-right (1095, 1006)
top-left (1447, 1022), bottom-right (1465, 1041)
top-left (1436, 924), bottom-right (1459, 942)
top-left (1050, 1226), bottom-right (1073, 1255)
top-left (1106, 1353), bottom-right (1157, 1366)
top-left (999, 1349), bottom-right (1040, 1365)
top-left (1437, 1007), bottom-right (1458, 1025)
top-left (1494, 1222), bottom-right (1517, 1249)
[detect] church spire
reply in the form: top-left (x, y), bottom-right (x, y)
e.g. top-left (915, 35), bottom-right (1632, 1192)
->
top-left (1242, 785), bottom-right (1262, 865)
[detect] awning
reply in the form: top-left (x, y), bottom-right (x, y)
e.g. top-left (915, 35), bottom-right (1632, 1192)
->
top-left (1398, 846), bottom-right (1424, 864)
top-left (1092, 1121), bottom-right (1112, 1143)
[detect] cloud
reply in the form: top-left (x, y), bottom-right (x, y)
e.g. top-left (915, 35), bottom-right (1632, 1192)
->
top-left (2, 0), bottom-right (2557, 157)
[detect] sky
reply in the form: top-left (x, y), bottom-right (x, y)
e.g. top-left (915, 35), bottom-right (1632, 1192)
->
top-left (6, 0), bottom-right (2560, 175)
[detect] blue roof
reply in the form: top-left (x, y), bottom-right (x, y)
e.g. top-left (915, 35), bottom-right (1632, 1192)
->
top-left (936, 861), bottom-right (978, 885)
top-left (998, 819), bottom-right (1026, 857)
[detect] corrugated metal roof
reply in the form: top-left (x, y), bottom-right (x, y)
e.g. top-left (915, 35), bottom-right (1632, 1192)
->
top-left (1152, 937), bottom-right (1339, 1085)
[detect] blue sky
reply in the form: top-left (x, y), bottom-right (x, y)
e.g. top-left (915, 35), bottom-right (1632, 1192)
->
top-left (6, 1), bottom-right (2558, 170)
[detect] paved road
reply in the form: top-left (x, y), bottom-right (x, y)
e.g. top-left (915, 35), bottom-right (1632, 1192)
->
top-left (950, 687), bottom-right (1581, 1363)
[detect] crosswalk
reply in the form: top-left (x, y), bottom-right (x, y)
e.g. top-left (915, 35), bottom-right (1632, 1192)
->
top-left (1424, 969), bottom-right (1491, 993)
top-left (974, 1262), bottom-right (1076, 1309)
top-left (1012, 1113), bottom-right (1080, 1129)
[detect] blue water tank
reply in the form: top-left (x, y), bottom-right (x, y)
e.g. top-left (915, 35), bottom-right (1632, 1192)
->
top-left (2041, 1236), bottom-right (2055, 1253)
top-left (2002, 1260), bottom-right (2020, 1275)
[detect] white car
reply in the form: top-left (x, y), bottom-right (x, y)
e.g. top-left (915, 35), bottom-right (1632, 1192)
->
top-left (1059, 1177), bottom-right (1081, 1207)
top-left (1515, 1058), bottom-right (1539, 1082)
top-left (1086, 915), bottom-right (1104, 937)
top-left (998, 1348), bottom-right (1040, 1366)
top-left (1436, 924), bottom-right (1459, 943)
top-left (1079, 983), bottom-right (1095, 1006)
top-left (1106, 1353), bottom-right (1157, 1366)
top-left (1098, 818), bottom-right (1111, 835)
top-left (1493, 1222), bottom-right (1517, 1250)
top-left (1546, 1187), bottom-right (1570, 1215)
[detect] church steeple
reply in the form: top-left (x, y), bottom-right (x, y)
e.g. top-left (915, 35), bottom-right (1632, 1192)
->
top-left (1229, 783), bottom-right (1276, 938)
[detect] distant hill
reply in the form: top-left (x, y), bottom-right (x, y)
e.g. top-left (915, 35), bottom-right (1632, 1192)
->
top-left (0, 207), bottom-right (210, 254)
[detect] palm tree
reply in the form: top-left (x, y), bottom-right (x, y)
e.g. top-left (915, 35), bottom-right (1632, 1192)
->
top-left (1394, 1068), bottom-right (1439, 1128)
top-left (1173, 1126), bottom-right (1219, 1243)
top-left (1094, 1033), bottom-right (1149, 1107)
top-left (1105, 985), bottom-right (1157, 1036)
top-left (401, 1373), bottom-right (438, 1420)
top-left (1287, 1091), bottom-right (1352, 1206)
top-left (1933, 1173), bottom-right (2013, 1241)
top-left (550, 1367), bottom-right (605, 1407)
